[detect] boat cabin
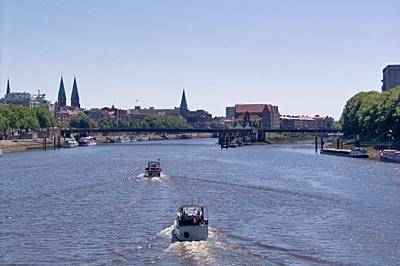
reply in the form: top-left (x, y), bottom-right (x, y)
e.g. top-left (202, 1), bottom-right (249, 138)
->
top-left (177, 205), bottom-right (208, 226)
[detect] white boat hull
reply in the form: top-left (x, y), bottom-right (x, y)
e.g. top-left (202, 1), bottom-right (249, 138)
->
top-left (173, 221), bottom-right (208, 241)
top-left (61, 140), bottom-right (79, 148)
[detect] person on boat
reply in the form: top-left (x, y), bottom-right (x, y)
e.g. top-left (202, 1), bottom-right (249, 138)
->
top-left (194, 211), bottom-right (200, 224)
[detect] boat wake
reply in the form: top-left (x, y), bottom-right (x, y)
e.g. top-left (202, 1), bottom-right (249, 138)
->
top-left (153, 225), bottom-right (249, 265)
top-left (136, 173), bottom-right (169, 181)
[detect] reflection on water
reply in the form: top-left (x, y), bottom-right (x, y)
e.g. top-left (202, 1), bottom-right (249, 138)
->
top-left (1, 138), bottom-right (399, 265)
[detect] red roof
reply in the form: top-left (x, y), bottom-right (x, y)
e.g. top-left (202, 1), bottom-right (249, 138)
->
top-left (235, 104), bottom-right (267, 114)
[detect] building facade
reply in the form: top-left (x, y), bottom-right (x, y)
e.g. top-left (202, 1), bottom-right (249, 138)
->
top-left (225, 106), bottom-right (235, 120)
top-left (235, 104), bottom-right (280, 129)
top-left (382, 65), bottom-right (400, 92)
top-left (280, 115), bottom-right (328, 129)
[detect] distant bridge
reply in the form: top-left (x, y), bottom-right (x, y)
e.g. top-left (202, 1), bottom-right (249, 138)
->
top-left (60, 127), bottom-right (343, 137)
top-left (263, 129), bottom-right (343, 134)
top-left (60, 127), bottom-right (252, 135)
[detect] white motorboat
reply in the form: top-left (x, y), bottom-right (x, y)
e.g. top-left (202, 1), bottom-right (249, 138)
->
top-left (115, 136), bottom-right (130, 143)
top-left (380, 149), bottom-right (400, 163)
top-left (61, 139), bottom-right (79, 148)
top-left (78, 136), bottom-right (97, 146)
top-left (0, 149), bottom-right (3, 157)
top-left (138, 135), bottom-right (149, 141)
top-left (173, 204), bottom-right (208, 241)
top-left (145, 160), bottom-right (162, 177)
top-left (320, 147), bottom-right (369, 158)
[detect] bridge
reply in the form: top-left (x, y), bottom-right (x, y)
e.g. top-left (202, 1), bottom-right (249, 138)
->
top-left (60, 127), bottom-right (342, 135)
top-left (59, 127), bottom-right (343, 144)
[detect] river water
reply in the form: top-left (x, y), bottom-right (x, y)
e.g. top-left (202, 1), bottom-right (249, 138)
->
top-left (1, 138), bottom-right (399, 265)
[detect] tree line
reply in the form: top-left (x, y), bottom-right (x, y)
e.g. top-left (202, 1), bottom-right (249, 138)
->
top-left (340, 86), bottom-right (400, 141)
top-left (0, 105), bottom-right (55, 134)
top-left (0, 105), bottom-right (193, 135)
top-left (70, 113), bottom-right (192, 129)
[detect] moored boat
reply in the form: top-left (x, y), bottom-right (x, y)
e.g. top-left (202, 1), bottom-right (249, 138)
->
top-left (320, 147), bottom-right (369, 158)
top-left (115, 136), bottom-right (130, 143)
top-left (78, 136), bottom-right (97, 146)
top-left (145, 160), bottom-right (162, 177)
top-left (0, 148), bottom-right (3, 157)
top-left (173, 204), bottom-right (208, 241)
top-left (380, 149), bottom-right (400, 164)
top-left (61, 139), bottom-right (79, 148)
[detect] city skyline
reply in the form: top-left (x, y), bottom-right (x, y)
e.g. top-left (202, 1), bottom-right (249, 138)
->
top-left (1, 0), bottom-right (400, 120)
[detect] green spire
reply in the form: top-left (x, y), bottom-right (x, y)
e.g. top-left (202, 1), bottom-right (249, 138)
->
top-left (57, 76), bottom-right (66, 106)
top-left (6, 78), bottom-right (10, 95)
top-left (71, 77), bottom-right (80, 108)
top-left (180, 89), bottom-right (188, 110)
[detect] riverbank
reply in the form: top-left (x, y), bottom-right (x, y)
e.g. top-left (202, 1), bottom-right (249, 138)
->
top-left (0, 133), bottom-right (214, 154)
top-left (0, 140), bottom-right (45, 153)
top-left (266, 135), bottom-right (382, 160)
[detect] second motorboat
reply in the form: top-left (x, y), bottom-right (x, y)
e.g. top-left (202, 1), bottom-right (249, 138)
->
top-left (145, 160), bottom-right (162, 177)
top-left (78, 136), bottom-right (97, 146)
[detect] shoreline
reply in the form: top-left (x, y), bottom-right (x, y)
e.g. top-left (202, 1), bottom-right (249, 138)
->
top-left (1, 135), bottom-right (383, 161)
top-left (0, 133), bottom-right (214, 154)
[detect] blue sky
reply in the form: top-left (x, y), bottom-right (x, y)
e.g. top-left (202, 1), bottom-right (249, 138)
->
top-left (1, 0), bottom-right (399, 120)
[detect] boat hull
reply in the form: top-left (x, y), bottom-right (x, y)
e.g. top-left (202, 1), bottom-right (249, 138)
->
top-left (380, 150), bottom-right (400, 164)
top-left (145, 171), bottom-right (162, 178)
top-left (173, 222), bottom-right (208, 241)
top-left (61, 140), bottom-right (79, 148)
top-left (320, 148), bottom-right (369, 158)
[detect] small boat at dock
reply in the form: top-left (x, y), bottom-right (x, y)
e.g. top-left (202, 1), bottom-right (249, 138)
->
top-left (320, 147), bottom-right (369, 158)
top-left (78, 136), bottom-right (97, 146)
top-left (380, 149), bottom-right (400, 164)
top-left (145, 160), bottom-right (162, 177)
top-left (173, 204), bottom-right (208, 241)
top-left (61, 139), bottom-right (79, 148)
top-left (115, 136), bottom-right (130, 143)
top-left (0, 149), bottom-right (3, 157)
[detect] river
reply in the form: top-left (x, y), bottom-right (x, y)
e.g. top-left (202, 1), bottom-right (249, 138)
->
top-left (1, 138), bottom-right (399, 265)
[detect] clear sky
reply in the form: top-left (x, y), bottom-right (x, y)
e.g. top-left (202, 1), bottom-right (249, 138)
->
top-left (1, 0), bottom-right (399, 120)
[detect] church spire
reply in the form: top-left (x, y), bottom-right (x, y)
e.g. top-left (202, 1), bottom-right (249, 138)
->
top-left (6, 78), bottom-right (11, 95)
top-left (71, 76), bottom-right (80, 108)
top-left (57, 76), bottom-right (66, 106)
top-left (180, 89), bottom-right (188, 110)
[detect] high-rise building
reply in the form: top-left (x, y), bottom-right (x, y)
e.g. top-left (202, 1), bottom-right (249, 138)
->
top-left (225, 106), bottom-right (235, 120)
top-left (382, 65), bottom-right (400, 92)
top-left (71, 77), bottom-right (80, 108)
top-left (57, 76), bottom-right (66, 106)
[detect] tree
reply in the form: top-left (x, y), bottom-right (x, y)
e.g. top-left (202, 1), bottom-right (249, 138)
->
top-left (0, 113), bottom-right (9, 136)
top-left (34, 106), bottom-right (55, 129)
top-left (340, 86), bottom-right (400, 141)
top-left (70, 112), bottom-right (95, 128)
top-left (98, 117), bottom-right (117, 128)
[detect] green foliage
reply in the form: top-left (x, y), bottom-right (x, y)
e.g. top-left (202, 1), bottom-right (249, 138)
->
top-left (98, 114), bottom-right (191, 129)
top-left (252, 120), bottom-right (260, 128)
top-left (0, 113), bottom-right (9, 131)
top-left (33, 106), bottom-right (55, 128)
top-left (0, 105), bottom-right (40, 132)
top-left (340, 86), bottom-right (400, 139)
top-left (70, 112), bottom-right (96, 128)
top-left (98, 117), bottom-right (117, 128)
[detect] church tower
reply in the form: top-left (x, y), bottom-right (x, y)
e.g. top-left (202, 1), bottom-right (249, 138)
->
top-left (180, 89), bottom-right (188, 110)
top-left (6, 78), bottom-right (11, 95)
top-left (57, 76), bottom-right (67, 106)
top-left (71, 77), bottom-right (80, 108)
